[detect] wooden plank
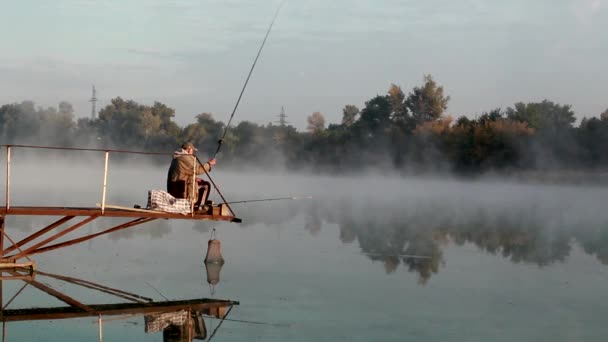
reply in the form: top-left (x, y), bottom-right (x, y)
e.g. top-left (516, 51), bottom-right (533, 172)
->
top-left (0, 262), bottom-right (35, 270)
top-left (0, 274), bottom-right (34, 281)
top-left (95, 203), bottom-right (165, 214)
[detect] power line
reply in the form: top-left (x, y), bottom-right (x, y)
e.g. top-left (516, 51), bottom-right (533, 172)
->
top-left (276, 106), bottom-right (289, 126)
top-left (89, 85), bottom-right (98, 119)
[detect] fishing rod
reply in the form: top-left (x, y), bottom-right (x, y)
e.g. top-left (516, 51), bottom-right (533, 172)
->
top-left (214, 0), bottom-right (286, 158)
top-left (225, 196), bottom-right (312, 205)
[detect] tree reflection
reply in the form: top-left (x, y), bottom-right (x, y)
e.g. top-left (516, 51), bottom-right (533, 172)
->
top-left (574, 228), bottom-right (608, 265)
top-left (297, 196), bottom-right (608, 284)
top-left (6, 192), bottom-right (608, 284)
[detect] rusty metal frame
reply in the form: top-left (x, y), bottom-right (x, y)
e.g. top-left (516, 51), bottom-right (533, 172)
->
top-left (8, 215), bottom-right (100, 260)
top-left (0, 217), bottom-right (4, 254)
top-left (2, 216), bottom-right (158, 261)
top-left (0, 144), bottom-right (241, 269)
top-left (25, 217), bottom-right (156, 257)
top-left (0, 269), bottom-right (239, 325)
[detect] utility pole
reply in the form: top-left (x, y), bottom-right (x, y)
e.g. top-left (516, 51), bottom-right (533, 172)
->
top-left (89, 85), bottom-right (98, 119)
top-left (276, 106), bottom-right (288, 127)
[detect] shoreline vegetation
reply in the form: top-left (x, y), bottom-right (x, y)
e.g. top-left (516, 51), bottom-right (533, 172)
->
top-left (2, 75), bottom-right (607, 179)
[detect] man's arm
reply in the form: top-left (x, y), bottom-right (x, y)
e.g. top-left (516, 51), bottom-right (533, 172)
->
top-left (195, 158), bottom-right (216, 174)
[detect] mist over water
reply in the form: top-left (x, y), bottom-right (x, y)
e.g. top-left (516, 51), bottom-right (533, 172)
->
top-left (2, 157), bottom-right (608, 341)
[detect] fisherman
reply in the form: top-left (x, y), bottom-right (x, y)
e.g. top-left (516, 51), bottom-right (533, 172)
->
top-left (167, 142), bottom-right (216, 213)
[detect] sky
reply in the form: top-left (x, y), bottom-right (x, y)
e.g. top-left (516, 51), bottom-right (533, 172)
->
top-left (0, 0), bottom-right (606, 130)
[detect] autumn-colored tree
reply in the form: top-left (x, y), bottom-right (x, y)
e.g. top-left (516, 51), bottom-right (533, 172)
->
top-left (307, 111), bottom-right (326, 133)
top-left (341, 105), bottom-right (359, 127)
top-left (413, 115), bottom-right (453, 136)
top-left (471, 119), bottom-right (534, 169)
top-left (600, 108), bottom-right (608, 121)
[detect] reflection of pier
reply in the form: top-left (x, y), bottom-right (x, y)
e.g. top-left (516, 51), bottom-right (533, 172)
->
top-left (0, 144), bottom-right (241, 271)
top-left (2, 298), bottom-right (234, 322)
top-left (0, 268), bottom-right (238, 341)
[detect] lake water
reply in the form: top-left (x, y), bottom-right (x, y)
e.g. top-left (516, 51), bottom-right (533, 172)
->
top-left (2, 159), bottom-right (608, 341)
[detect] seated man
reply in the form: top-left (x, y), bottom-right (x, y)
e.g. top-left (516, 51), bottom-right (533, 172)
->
top-left (167, 142), bottom-right (216, 212)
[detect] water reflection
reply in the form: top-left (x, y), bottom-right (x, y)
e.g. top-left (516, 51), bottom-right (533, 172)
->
top-left (232, 196), bottom-right (608, 283)
top-left (0, 268), bottom-right (237, 341)
top-left (6, 192), bottom-right (608, 285)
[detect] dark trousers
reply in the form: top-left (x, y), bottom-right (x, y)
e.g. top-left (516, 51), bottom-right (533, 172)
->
top-left (168, 180), bottom-right (211, 209)
top-left (195, 180), bottom-right (211, 208)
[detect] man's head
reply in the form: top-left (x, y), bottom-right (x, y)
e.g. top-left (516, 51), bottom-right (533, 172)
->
top-left (181, 142), bottom-right (198, 154)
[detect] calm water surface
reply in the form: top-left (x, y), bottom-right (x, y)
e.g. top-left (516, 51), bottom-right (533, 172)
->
top-left (2, 163), bottom-right (608, 341)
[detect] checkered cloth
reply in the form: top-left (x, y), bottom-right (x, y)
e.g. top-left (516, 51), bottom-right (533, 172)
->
top-left (145, 310), bottom-right (189, 333)
top-left (147, 190), bottom-right (192, 214)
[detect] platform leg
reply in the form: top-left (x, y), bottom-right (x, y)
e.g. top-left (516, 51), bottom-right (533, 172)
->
top-left (0, 216), bottom-right (4, 254)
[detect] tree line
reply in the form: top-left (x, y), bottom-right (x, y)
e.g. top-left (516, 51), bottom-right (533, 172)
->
top-left (2, 75), bottom-right (608, 174)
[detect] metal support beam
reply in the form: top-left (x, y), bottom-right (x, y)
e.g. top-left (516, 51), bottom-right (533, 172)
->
top-left (9, 215), bottom-right (99, 260)
top-left (27, 218), bottom-right (155, 256)
top-left (19, 275), bottom-right (94, 313)
top-left (101, 151), bottom-right (109, 214)
top-left (5, 146), bottom-right (10, 211)
top-left (0, 217), bottom-right (4, 256)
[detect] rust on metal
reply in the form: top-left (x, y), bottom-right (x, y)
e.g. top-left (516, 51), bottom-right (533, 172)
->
top-left (0, 207), bottom-right (239, 221)
top-left (27, 217), bottom-right (156, 256)
top-left (8, 215), bottom-right (100, 260)
top-left (0, 217), bottom-right (4, 253)
top-left (0, 144), bottom-right (242, 268)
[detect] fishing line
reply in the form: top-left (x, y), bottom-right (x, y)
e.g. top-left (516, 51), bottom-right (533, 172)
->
top-left (145, 281), bottom-right (169, 301)
top-left (202, 315), bottom-right (290, 327)
top-left (226, 196), bottom-right (312, 205)
top-left (214, 0), bottom-right (286, 158)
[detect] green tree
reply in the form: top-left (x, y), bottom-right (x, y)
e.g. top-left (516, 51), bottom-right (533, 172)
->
top-left (356, 95), bottom-right (392, 136)
top-left (182, 113), bottom-right (225, 155)
top-left (96, 97), bottom-right (180, 150)
top-left (505, 100), bottom-right (575, 130)
top-left (405, 75), bottom-right (450, 125)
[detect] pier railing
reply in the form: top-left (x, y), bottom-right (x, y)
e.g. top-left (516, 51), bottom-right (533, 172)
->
top-left (1, 144), bottom-right (233, 215)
